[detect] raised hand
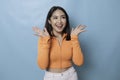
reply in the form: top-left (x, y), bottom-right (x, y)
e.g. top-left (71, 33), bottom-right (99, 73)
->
top-left (32, 26), bottom-right (49, 37)
top-left (71, 25), bottom-right (86, 36)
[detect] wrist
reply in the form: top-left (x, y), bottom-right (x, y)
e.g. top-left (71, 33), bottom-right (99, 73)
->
top-left (71, 35), bottom-right (78, 39)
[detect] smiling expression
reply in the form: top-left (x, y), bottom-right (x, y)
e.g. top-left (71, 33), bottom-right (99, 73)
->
top-left (48, 9), bottom-right (67, 34)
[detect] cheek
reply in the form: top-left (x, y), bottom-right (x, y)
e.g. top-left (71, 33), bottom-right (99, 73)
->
top-left (64, 21), bottom-right (67, 26)
top-left (51, 20), bottom-right (56, 25)
top-left (61, 20), bottom-right (65, 24)
top-left (50, 22), bottom-right (55, 27)
top-left (63, 20), bottom-right (67, 24)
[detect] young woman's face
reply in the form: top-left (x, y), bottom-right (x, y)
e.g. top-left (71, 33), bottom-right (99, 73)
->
top-left (48, 9), bottom-right (67, 34)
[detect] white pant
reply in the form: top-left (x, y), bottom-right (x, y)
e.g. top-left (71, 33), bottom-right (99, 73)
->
top-left (44, 67), bottom-right (78, 80)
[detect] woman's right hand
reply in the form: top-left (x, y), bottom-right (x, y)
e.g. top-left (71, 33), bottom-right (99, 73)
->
top-left (32, 26), bottom-right (50, 37)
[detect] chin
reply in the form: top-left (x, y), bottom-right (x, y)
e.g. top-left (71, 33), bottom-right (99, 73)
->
top-left (56, 31), bottom-right (63, 33)
top-left (55, 29), bottom-right (63, 33)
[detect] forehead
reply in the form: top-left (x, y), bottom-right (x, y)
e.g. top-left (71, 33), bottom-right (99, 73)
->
top-left (52, 9), bottom-right (65, 16)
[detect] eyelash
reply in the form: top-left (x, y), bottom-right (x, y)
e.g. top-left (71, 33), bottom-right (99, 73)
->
top-left (53, 16), bottom-right (66, 19)
top-left (62, 17), bottom-right (66, 19)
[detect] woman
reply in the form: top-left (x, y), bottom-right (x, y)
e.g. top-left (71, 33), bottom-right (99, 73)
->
top-left (33, 6), bottom-right (86, 80)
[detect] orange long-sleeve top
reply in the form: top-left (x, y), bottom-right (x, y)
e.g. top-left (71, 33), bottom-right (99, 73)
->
top-left (37, 34), bottom-right (84, 70)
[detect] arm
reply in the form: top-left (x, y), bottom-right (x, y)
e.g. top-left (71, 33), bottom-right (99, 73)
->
top-left (37, 36), bottom-right (51, 69)
top-left (71, 35), bottom-right (84, 66)
top-left (71, 25), bottom-right (86, 66)
top-left (32, 26), bottom-right (51, 70)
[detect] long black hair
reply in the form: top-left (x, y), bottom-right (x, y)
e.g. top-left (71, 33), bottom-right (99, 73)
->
top-left (44, 6), bottom-right (71, 40)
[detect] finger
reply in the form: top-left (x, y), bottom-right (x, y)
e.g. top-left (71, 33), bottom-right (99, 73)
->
top-left (73, 26), bottom-right (77, 31)
top-left (42, 28), bottom-right (45, 36)
top-left (35, 27), bottom-right (42, 34)
top-left (80, 29), bottom-right (86, 32)
top-left (74, 25), bottom-right (81, 31)
top-left (79, 25), bottom-right (86, 30)
top-left (33, 33), bottom-right (41, 37)
top-left (32, 27), bottom-right (38, 32)
top-left (77, 24), bottom-right (82, 28)
top-left (71, 28), bottom-right (74, 32)
top-left (32, 26), bottom-right (39, 30)
top-left (77, 25), bottom-right (86, 33)
top-left (43, 27), bottom-right (48, 33)
top-left (44, 28), bottom-right (47, 32)
top-left (44, 28), bottom-right (49, 34)
top-left (43, 28), bottom-right (45, 32)
top-left (32, 26), bottom-right (37, 31)
top-left (44, 28), bottom-right (48, 33)
top-left (76, 25), bottom-right (84, 31)
top-left (83, 25), bottom-right (87, 27)
top-left (75, 25), bottom-right (81, 31)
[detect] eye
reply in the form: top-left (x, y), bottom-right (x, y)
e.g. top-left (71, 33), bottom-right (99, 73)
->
top-left (62, 16), bottom-right (66, 19)
top-left (52, 16), bottom-right (58, 19)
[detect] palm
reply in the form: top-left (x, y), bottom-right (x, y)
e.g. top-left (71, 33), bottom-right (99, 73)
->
top-left (71, 25), bottom-right (86, 36)
top-left (32, 26), bottom-right (49, 37)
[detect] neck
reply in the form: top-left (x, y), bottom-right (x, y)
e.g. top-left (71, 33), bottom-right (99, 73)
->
top-left (53, 31), bottom-right (63, 38)
top-left (53, 31), bottom-right (63, 46)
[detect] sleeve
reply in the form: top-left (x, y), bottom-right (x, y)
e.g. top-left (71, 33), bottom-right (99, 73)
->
top-left (37, 36), bottom-right (51, 70)
top-left (71, 35), bottom-right (84, 66)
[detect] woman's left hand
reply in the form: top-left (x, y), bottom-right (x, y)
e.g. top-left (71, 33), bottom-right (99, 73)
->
top-left (71, 25), bottom-right (86, 36)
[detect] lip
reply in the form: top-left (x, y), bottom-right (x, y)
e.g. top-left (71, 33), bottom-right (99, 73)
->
top-left (56, 24), bottom-right (63, 26)
top-left (55, 24), bottom-right (63, 28)
top-left (56, 26), bottom-right (62, 29)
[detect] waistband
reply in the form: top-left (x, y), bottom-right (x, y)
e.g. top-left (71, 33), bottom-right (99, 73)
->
top-left (45, 66), bottom-right (76, 77)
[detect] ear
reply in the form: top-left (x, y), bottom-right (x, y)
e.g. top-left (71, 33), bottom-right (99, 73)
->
top-left (48, 20), bottom-right (51, 24)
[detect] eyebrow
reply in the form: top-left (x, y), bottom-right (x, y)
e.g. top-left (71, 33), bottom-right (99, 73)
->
top-left (52, 15), bottom-right (66, 17)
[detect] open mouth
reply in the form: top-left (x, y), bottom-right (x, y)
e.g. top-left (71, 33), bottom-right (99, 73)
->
top-left (56, 25), bottom-right (63, 29)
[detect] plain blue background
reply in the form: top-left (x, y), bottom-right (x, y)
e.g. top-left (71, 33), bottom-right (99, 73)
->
top-left (0, 0), bottom-right (120, 80)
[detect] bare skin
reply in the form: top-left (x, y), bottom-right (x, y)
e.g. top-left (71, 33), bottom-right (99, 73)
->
top-left (33, 9), bottom-right (86, 73)
top-left (32, 25), bottom-right (86, 73)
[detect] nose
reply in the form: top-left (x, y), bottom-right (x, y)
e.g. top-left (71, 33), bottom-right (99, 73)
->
top-left (57, 18), bottom-right (62, 23)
